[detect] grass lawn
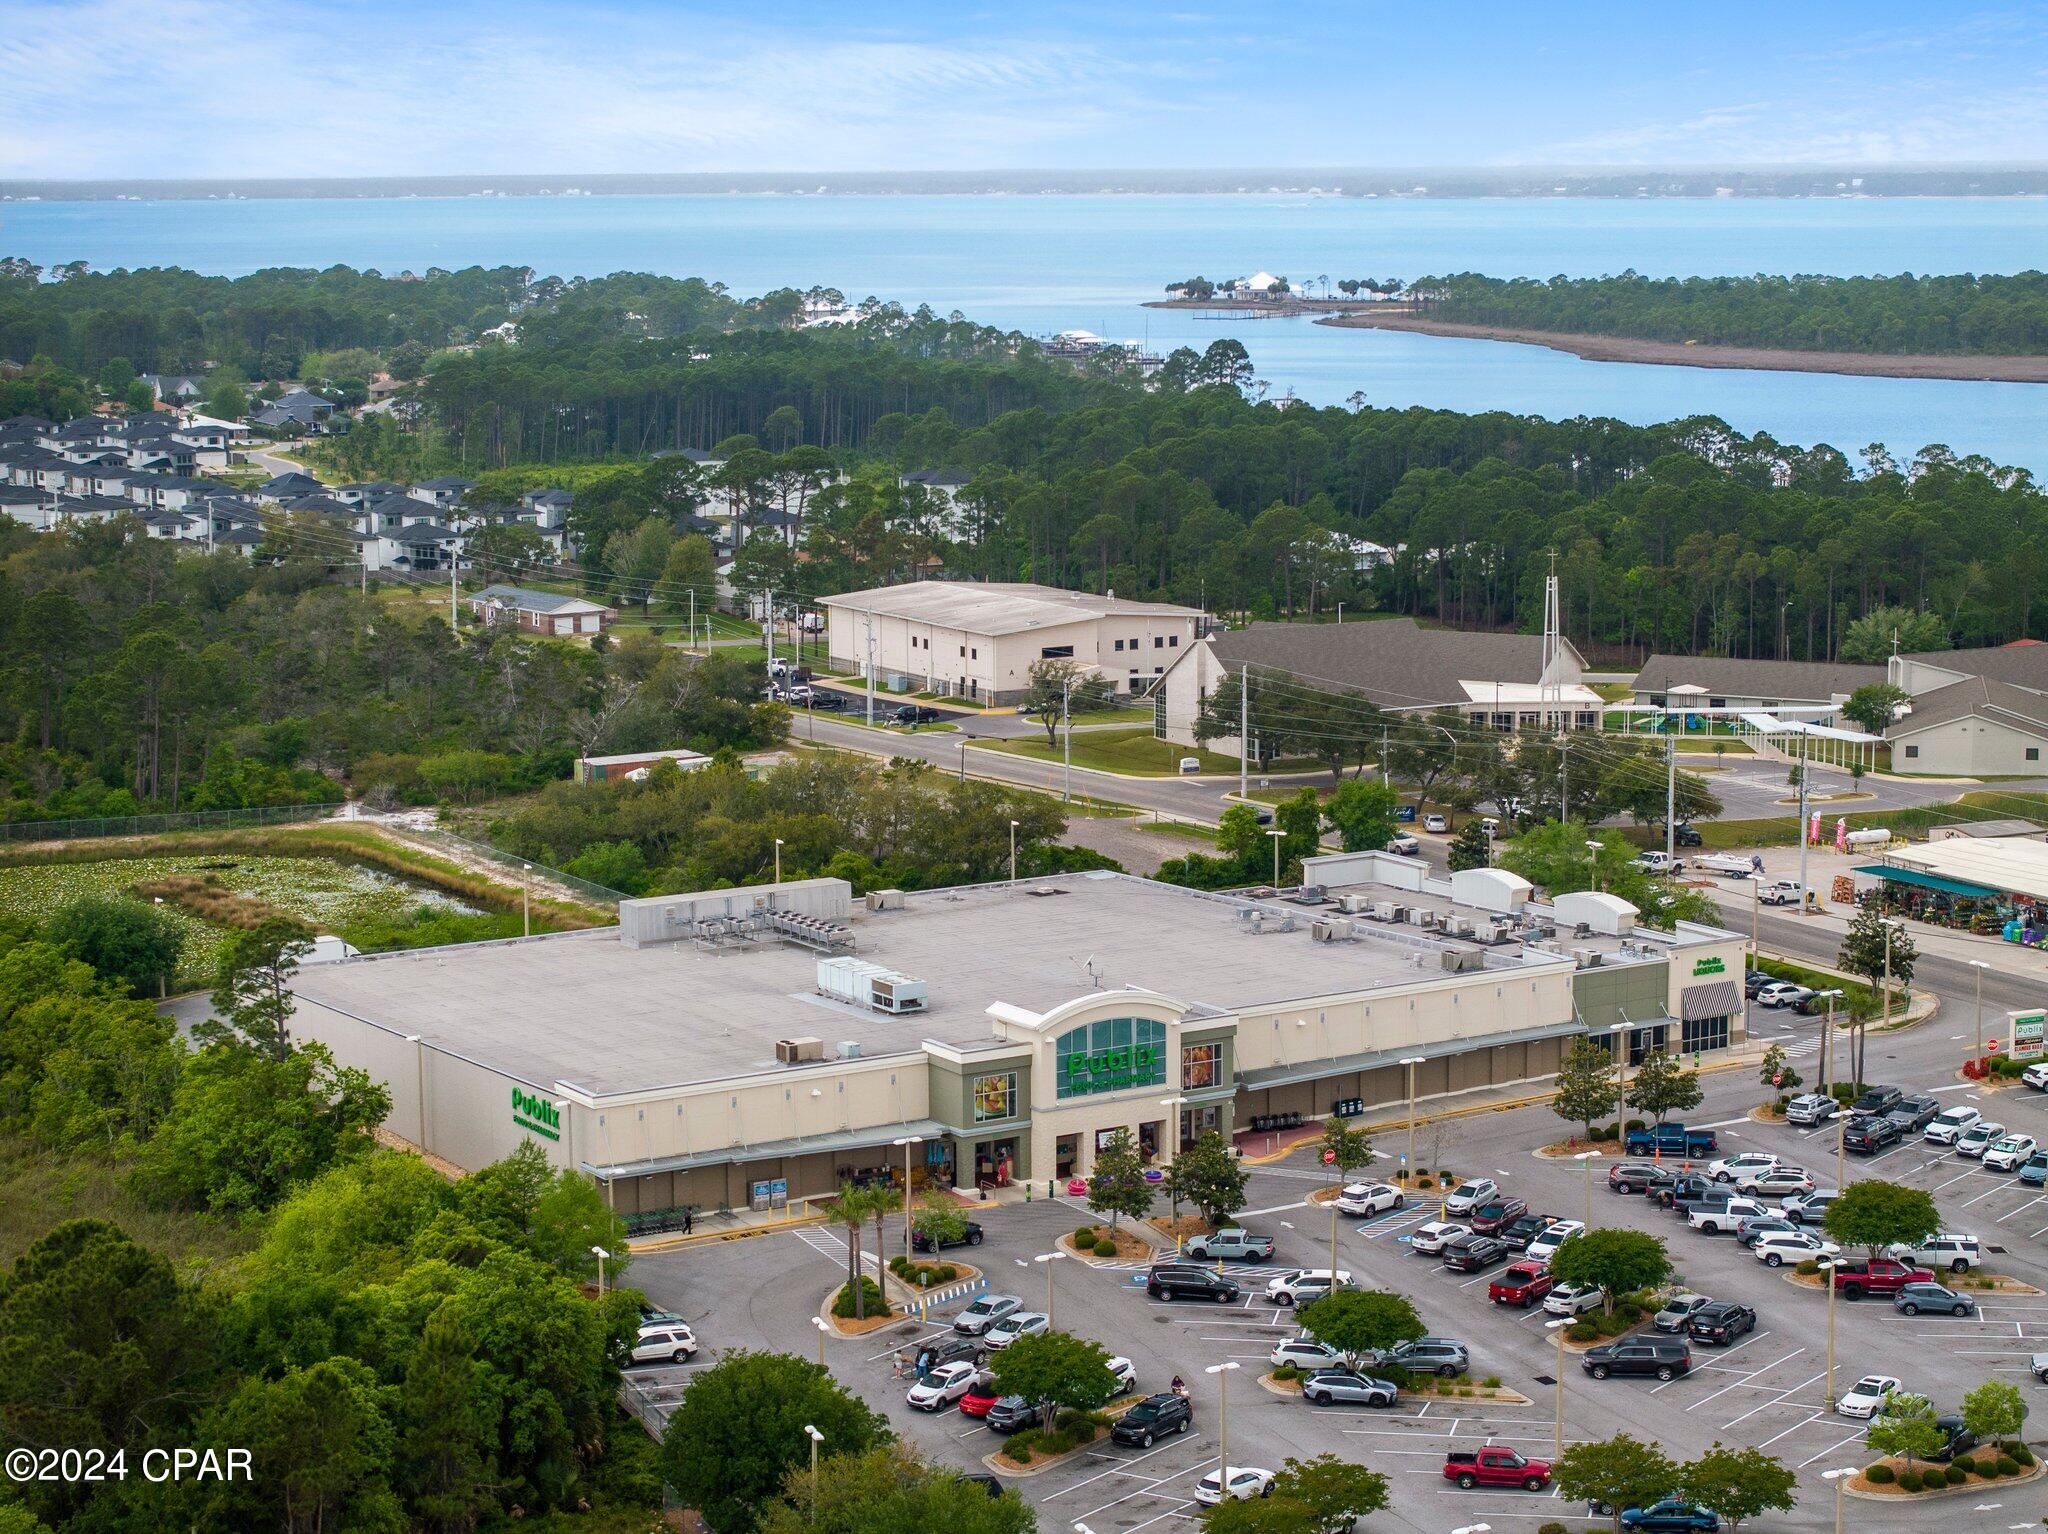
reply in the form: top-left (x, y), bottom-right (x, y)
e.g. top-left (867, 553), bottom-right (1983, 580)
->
top-left (1615, 792), bottom-right (2048, 851)
top-left (1067, 706), bottom-right (1151, 727)
top-left (1138, 820), bottom-right (1220, 844)
top-left (979, 727), bottom-right (1239, 777)
top-left (1591, 682), bottom-right (1636, 702)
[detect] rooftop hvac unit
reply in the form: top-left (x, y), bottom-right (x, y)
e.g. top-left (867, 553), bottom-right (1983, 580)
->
top-left (1334, 892), bottom-right (1373, 915)
top-left (817, 956), bottom-right (929, 1014)
top-left (1571, 947), bottom-right (1604, 968)
top-left (1371, 901), bottom-right (1401, 921)
top-left (837, 1041), bottom-right (862, 1059)
top-left (869, 974), bottom-right (928, 1014)
top-left (1447, 916), bottom-right (1477, 938)
top-left (775, 1036), bottom-right (825, 1064)
top-left (1310, 918), bottom-right (1353, 942)
top-left (1440, 949), bottom-right (1485, 973)
top-left (865, 889), bottom-right (905, 911)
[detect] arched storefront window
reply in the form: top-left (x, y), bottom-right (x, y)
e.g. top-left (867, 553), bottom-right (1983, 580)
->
top-left (1055, 1016), bottom-right (1168, 1099)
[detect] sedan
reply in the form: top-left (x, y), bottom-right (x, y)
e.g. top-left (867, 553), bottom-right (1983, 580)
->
top-left (1955, 1121), bottom-right (2005, 1158)
top-left (912, 1221), bottom-right (984, 1253)
top-left (1409, 1221), bottom-right (1470, 1255)
top-left (984, 1311), bottom-right (1049, 1349)
top-left (1300, 1370), bottom-right (1399, 1408)
top-left (1423, 813), bottom-right (1450, 833)
top-left (1753, 1231), bottom-right (1839, 1267)
top-left (1526, 1220), bottom-right (1585, 1262)
top-left (1334, 1181), bottom-right (1405, 1217)
top-left (1984, 1134), bottom-right (2039, 1172)
top-left (1271, 1336), bottom-right (1345, 1371)
top-left (906, 1361), bottom-right (982, 1411)
top-left (1686, 1301), bottom-right (1757, 1346)
top-left (1894, 1282), bottom-right (1975, 1317)
top-left (1544, 1282), bottom-right (1605, 1316)
top-left (954, 1294), bottom-right (1022, 1336)
top-left (1621, 1500), bottom-right (1720, 1533)
top-left (1740, 1167), bottom-right (1817, 1198)
top-left (1836, 1374), bottom-right (1904, 1418)
top-left (960, 1379), bottom-right (1006, 1419)
top-left (1193, 1467), bottom-right (1275, 1505)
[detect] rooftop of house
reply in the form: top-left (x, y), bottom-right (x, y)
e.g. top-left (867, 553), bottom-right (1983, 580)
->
top-left (285, 871), bottom-right (1569, 1097)
top-left (469, 583), bottom-right (608, 613)
top-left (820, 580), bottom-right (1205, 636)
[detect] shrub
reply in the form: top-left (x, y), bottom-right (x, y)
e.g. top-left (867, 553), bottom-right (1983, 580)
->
top-left (1896, 1470), bottom-right (1922, 1493)
top-left (1863, 1464), bottom-right (1894, 1484)
top-left (1624, 1118), bottom-right (1646, 1132)
top-left (831, 1276), bottom-right (886, 1318)
top-left (1075, 1224), bottom-right (1097, 1242)
top-left (1483, 1375), bottom-right (1502, 1388)
top-left (1273, 1364), bottom-right (1300, 1381)
top-left (1093, 1237), bottom-right (1118, 1256)
top-left (1567, 1321), bottom-right (1598, 1342)
top-left (1945, 1465), bottom-right (1968, 1485)
top-left (1796, 1258), bottom-right (1821, 1275)
top-left (1001, 1430), bottom-right (1039, 1464)
top-left (1414, 1175), bottom-right (1434, 1189)
top-left (2007, 1442), bottom-right (2034, 1466)
top-left (1539, 1524), bottom-right (1570, 1534)
top-left (1996, 1455), bottom-right (2020, 1476)
top-left (1457, 1386), bottom-right (1473, 1397)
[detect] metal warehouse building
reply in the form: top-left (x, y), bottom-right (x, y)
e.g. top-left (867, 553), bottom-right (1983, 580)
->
top-left (286, 867), bottom-right (1748, 1216)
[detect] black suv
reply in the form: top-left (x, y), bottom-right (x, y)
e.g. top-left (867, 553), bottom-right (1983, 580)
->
top-left (1673, 823), bottom-right (1704, 847)
top-left (1110, 1392), bottom-right (1193, 1447)
top-left (1582, 1338), bottom-right (1692, 1382)
top-left (911, 1221), bottom-right (984, 1253)
top-left (1843, 1116), bottom-right (1901, 1154)
top-left (892, 704), bottom-right (942, 725)
top-left (1440, 1234), bottom-right (1510, 1272)
top-left (1146, 1263), bottom-right (1242, 1303)
top-left (1686, 1301), bottom-right (1757, 1346)
top-left (1850, 1085), bottom-right (1903, 1116)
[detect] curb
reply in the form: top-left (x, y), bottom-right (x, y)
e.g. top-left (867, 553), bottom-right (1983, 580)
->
top-left (1843, 1457), bottom-right (2042, 1502)
top-left (628, 1207), bottom-right (828, 1252)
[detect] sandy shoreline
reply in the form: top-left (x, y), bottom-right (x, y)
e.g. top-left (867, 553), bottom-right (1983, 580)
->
top-left (1313, 310), bottom-right (2048, 383)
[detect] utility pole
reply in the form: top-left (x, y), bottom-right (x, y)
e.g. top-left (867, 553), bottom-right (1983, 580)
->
top-left (1559, 737), bottom-right (1570, 822)
top-left (1062, 674), bottom-right (1075, 803)
top-left (864, 608), bottom-right (876, 727)
top-left (687, 587), bottom-right (694, 651)
top-left (1238, 664), bottom-right (1250, 803)
top-left (763, 587), bottom-right (775, 676)
top-left (1664, 728), bottom-right (1676, 863)
top-left (1380, 724), bottom-right (1389, 787)
top-left (449, 540), bottom-right (460, 631)
top-left (1795, 732), bottom-right (1811, 917)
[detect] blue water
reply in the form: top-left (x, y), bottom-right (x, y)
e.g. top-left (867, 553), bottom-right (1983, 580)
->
top-left (5, 193), bottom-right (2046, 471)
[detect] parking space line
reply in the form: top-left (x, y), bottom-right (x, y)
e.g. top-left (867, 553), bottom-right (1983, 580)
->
top-left (1049, 1438), bottom-right (1201, 1497)
top-left (1680, 1346), bottom-right (1804, 1409)
top-left (1796, 1431), bottom-right (1867, 1469)
top-left (1753, 1409), bottom-right (1826, 1448)
top-left (1720, 1371), bottom-right (1824, 1429)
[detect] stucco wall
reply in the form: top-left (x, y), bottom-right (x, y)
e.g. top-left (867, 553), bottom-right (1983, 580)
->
top-left (1893, 715), bottom-right (2048, 776)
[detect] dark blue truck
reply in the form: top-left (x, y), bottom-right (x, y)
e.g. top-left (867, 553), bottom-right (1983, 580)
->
top-left (1624, 1123), bottom-right (1720, 1158)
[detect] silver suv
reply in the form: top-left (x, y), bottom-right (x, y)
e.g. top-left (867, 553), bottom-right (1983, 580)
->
top-left (1377, 1337), bottom-right (1469, 1378)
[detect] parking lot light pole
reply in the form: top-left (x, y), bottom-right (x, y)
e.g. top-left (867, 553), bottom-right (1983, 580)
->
top-left (522, 862), bottom-right (532, 937)
top-left (1969, 958), bottom-right (1990, 1064)
top-left (1544, 1317), bottom-right (1571, 1461)
top-left (592, 1245), bottom-right (610, 1296)
top-left (1205, 1361), bottom-right (1240, 1492)
top-left (1610, 1022), bottom-right (1630, 1133)
top-left (1817, 1255), bottom-right (1839, 1409)
top-left (1821, 1465), bottom-right (1855, 1534)
top-left (1267, 827), bottom-right (1285, 887)
top-left (773, 837), bottom-right (784, 893)
top-left (811, 1315), bottom-right (829, 1367)
top-left (1400, 1057), bottom-right (1426, 1186)
top-left (1573, 1150), bottom-right (1599, 1227)
top-left (893, 1135), bottom-right (923, 1263)
top-left (1034, 1250), bottom-right (1067, 1327)
top-left (1815, 989), bottom-right (1842, 1096)
top-left (1009, 819), bottom-right (1019, 884)
top-left (1835, 1107), bottom-right (1848, 1190)
top-left (803, 1424), bottom-right (823, 1520)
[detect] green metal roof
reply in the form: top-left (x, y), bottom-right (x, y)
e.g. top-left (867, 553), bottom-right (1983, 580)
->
top-left (1854, 864), bottom-right (2000, 898)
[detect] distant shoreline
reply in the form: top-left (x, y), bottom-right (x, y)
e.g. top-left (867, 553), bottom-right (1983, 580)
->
top-left (1313, 310), bottom-right (2048, 383)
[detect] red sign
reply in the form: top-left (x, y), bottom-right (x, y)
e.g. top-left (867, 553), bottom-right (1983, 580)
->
top-left (1321, 1149), bottom-right (1336, 1164)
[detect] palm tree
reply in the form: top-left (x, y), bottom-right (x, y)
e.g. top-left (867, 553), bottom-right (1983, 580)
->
top-left (834, 1183), bottom-right (879, 1320)
top-left (868, 1182), bottom-right (903, 1278)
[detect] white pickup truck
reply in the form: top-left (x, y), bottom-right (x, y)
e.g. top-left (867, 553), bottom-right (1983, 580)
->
top-left (1757, 880), bottom-right (1804, 906)
top-left (1697, 852), bottom-right (1763, 878)
top-left (1635, 850), bottom-right (1685, 875)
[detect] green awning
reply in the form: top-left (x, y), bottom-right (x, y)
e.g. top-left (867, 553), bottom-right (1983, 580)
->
top-left (1855, 865), bottom-right (2000, 899)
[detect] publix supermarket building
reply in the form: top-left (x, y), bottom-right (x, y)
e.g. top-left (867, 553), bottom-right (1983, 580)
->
top-left (286, 859), bottom-right (1749, 1217)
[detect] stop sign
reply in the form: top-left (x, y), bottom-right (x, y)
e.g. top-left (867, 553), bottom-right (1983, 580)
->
top-left (1321, 1149), bottom-right (1336, 1164)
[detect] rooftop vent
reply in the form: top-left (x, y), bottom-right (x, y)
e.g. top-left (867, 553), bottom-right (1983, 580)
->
top-left (775, 1036), bottom-right (825, 1064)
top-left (1027, 885), bottom-right (1066, 898)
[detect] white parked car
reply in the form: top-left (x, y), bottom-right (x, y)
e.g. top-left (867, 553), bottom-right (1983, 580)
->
top-left (954, 1294), bottom-right (1022, 1336)
top-left (1442, 1178), bottom-right (1499, 1215)
top-left (1755, 982), bottom-right (1806, 1009)
top-left (1924, 1106), bottom-right (1982, 1145)
top-left (1753, 1231), bottom-right (1839, 1268)
top-left (1387, 832), bottom-right (1421, 856)
top-left (1266, 1269), bottom-right (1352, 1307)
top-left (1984, 1134), bottom-right (2038, 1172)
top-left (2024, 1062), bottom-right (2048, 1090)
top-left (629, 1324), bottom-right (698, 1365)
top-left (1423, 813), bottom-right (1449, 833)
top-left (984, 1311), bottom-right (1049, 1349)
top-left (1526, 1220), bottom-right (1584, 1262)
top-left (1193, 1467), bottom-right (1275, 1505)
top-left (1270, 1335), bottom-right (1345, 1371)
top-left (906, 1360), bottom-right (981, 1410)
top-left (1886, 1234), bottom-right (1982, 1274)
top-left (1739, 1166), bottom-right (1817, 1198)
top-left (1836, 1374), bottom-right (1903, 1419)
top-left (1543, 1282), bottom-right (1605, 1316)
top-left (1335, 1181), bottom-right (1405, 1217)
top-left (1409, 1221), bottom-right (1470, 1256)
top-left (1708, 1152), bottom-right (1781, 1184)
top-left (1955, 1121), bottom-right (2005, 1158)
top-left (1106, 1355), bottom-right (1137, 1394)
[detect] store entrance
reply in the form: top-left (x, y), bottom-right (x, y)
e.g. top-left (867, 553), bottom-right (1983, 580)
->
top-left (1138, 1119), bottom-right (1162, 1162)
top-left (1055, 1133), bottom-right (1078, 1179)
top-left (972, 1138), bottom-right (1016, 1190)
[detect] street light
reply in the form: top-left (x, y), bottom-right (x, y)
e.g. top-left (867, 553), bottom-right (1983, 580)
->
top-left (1400, 1056), bottom-right (1426, 1188)
top-left (1813, 988), bottom-right (1843, 1096)
top-left (1205, 1361), bottom-right (1240, 1493)
top-left (1009, 819), bottom-right (1019, 885)
top-left (892, 1135), bottom-right (923, 1263)
top-left (1817, 1256), bottom-right (1840, 1411)
top-left (1267, 826), bottom-right (1285, 887)
top-left (592, 1244), bottom-right (611, 1296)
top-left (1586, 838), bottom-right (1602, 894)
top-left (1572, 1150), bottom-right (1599, 1227)
top-left (1609, 1022), bottom-right (1630, 1133)
top-left (1159, 1095), bottom-right (1187, 1178)
top-left (1543, 1316), bottom-right (1572, 1461)
top-left (1033, 1250), bottom-right (1067, 1326)
top-left (811, 1314), bottom-right (830, 1366)
top-left (522, 862), bottom-right (532, 938)
top-left (773, 837), bottom-right (784, 891)
top-left (1821, 1465), bottom-right (1856, 1534)
top-left (803, 1424), bottom-right (824, 1518)
top-left (1969, 958), bottom-right (1990, 1064)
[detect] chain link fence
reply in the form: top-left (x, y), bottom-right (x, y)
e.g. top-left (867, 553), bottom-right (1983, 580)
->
top-left (388, 821), bottom-right (628, 907)
top-left (0, 802), bottom-right (340, 843)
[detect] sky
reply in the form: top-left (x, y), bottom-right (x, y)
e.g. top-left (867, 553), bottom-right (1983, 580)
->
top-left (3, 0), bottom-right (2047, 180)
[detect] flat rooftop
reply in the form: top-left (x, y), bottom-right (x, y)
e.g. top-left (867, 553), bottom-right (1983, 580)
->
top-left (287, 872), bottom-right (1554, 1098)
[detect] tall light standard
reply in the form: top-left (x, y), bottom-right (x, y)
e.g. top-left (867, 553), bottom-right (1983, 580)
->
top-left (1267, 826), bottom-right (1285, 888)
top-left (803, 1424), bottom-right (824, 1519)
top-left (1820, 1466), bottom-right (1855, 1534)
top-left (592, 1245), bottom-right (611, 1296)
top-left (1573, 1150), bottom-right (1599, 1227)
top-left (1610, 1021), bottom-right (1631, 1132)
top-left (773, 837), bottom-right (784, 892)
top-left (1969, 958), bottom-right (1990, 1065)
top-left (1586, 838), bottom-right (1602, 893)
top-left (1159, 1096), bottom-right (1187, 1171)
top-left (1009, 819), bottom-right (1019, 884)
top-left (1872, 915), bottom-right (1906, 1089)
top-left (1835, 1109), bottom-right (1848, 1197)
top-left (1400, 1057), bottom-right (1426, 1187)
top-left (1544, 1316), bottom-right (1571, 1460)
top-left (810, 1315), bottom-right (829, 1367)
top-left (1814, 988), bottom-right (1843, 1096)
top-left (1205, 1361), bottom-right (1240, 1492)
top-left (1033, 1250), bottom-right (1067, 1326)
top-left (892, 1135), bottom-right (923, 1262)
top-left (1817, 1255), bottom-right (1840, 1412)
top-left (522, 862), bottom-right (532, 937)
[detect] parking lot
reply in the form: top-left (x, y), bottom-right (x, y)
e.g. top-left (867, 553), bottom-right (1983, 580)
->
top-left (627, 994), bottom-right (2048, 1534)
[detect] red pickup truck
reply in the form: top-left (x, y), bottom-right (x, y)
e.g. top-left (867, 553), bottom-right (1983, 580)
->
top-left (1831, 1258), bottom-right (1932, 1299)
top-left (1444, 1447), bottom-right (1552, 1491)
top-left (1488, 1261), bottom-right (1555, 1308)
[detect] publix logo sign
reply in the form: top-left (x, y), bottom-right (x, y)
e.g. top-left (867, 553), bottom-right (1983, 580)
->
top-left (512, 1088), bottom-right (561, 1141)
top-left (1692, 956), bottom-right (1727, 978)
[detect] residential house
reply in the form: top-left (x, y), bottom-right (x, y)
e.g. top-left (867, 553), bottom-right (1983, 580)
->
top-left (467, 584), bottom-right (616, 637)
top-left (249, 390), bottom-right (340, 433)
top-left (1885, 642), bottom-right (2048, 773)
top-left (140, 373), bottom-right (205, 403)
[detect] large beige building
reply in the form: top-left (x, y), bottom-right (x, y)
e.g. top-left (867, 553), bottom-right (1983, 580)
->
top-left (285, 867), bottom-right (1745, 1220)
top-left (820, 581), bottom-right (1205, 703)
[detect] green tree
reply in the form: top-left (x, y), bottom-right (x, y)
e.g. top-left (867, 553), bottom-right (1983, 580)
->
top-left (1678, 1443), bottom-right (1796, 1534)
top-left (1294, 1289), bottom-right (1424, 1371)
top-left (1023, 657), bottom-right (1115, 747)
top-left (1839, 606), bottom-right (1948, 663)
top-left (1324, 779), bottom-right (1401, 853)
top-left (1201, 1453), bottom-right (1390, 1534)
top-left (603, 517), bottom-right (674, 608)
top-left (201, 914), bottom-right (314, 1060)
top-left (1838, 902), bottom-right (1915, 1005)
top-left (205, 378), bottom-right (248, 420)
top-left (753, 1444), bottom-right (1032, 1534)
top-left (1841, 683), bottom-right (1910, 736)
top-left (1446, 818), bottom-right (1491, 871)
top-left (394, 1308), bottom-right (496, 1533)
top-left (830, 1184), bottom-right (886, 1320)
top-left (1865, 1391), bottom-right (1944, 1469)
top-left (658, 1351), bottom-right (890, 1534)
top-left (1545, 1227), bottom-right (1670, 1315)
top-left (1552, 1036), bottom-right (1621, 1141)
top-left (1959, 1378), bottom-right (2027, 1447)
top-left (1821, 1180), bottom-right (1940, 1259)
top-left (452, 1140), bottom-right (628, 1283)
top-left (1317, 1114), bottom-right (1374, 1192)
top-left (39, 895), bottom-right (185, 997)
top-left (987, 1329), bottom-right (1121, 1427)
top-left (1554, 1434), bottom-right (1678, 1534)
top-left (564, 839), bottom-right (650, 895)
top-left (187, 1357), bottom-right (402, 1534)
top-left (122, 378), bottom-right (156, 413)
top-left (1086, 1127), bottom-right (1152, 1235)
top-left (1757, 1042), bottom-right (1801, 1102)
top-left (660, 533), bottom-right (718, 620)
top-left (911, 1198), bottom-right (969, 1250)
top-left (1625, 1050), bottom-right (1702, 1123)
top-left (1170, 1132), bottom-right (1249, 1226)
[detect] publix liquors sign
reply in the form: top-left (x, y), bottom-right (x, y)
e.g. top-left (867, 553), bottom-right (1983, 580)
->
top-left (512, 1088), bottom-right (561, 1141)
